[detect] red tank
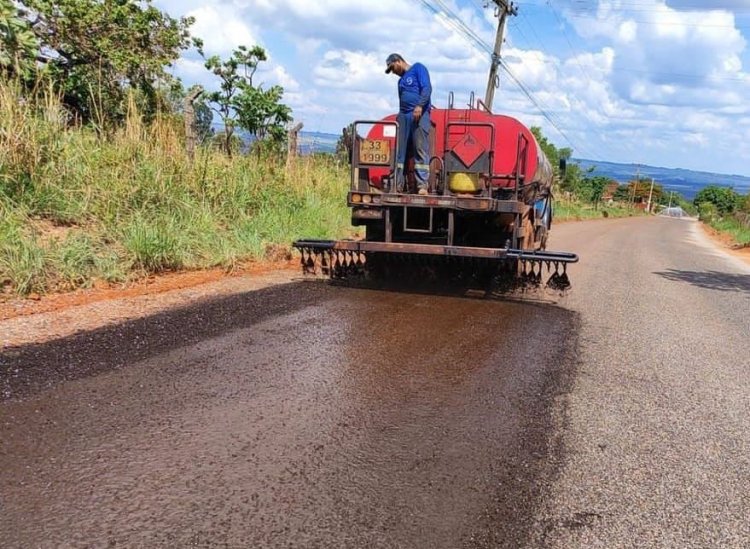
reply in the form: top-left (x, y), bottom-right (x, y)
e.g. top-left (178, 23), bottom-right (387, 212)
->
top-left (364, 107), bottom-right (553, 200)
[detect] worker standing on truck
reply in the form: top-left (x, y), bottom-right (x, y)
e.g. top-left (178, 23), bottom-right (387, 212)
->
top-left (385, 53), bottom-right (432, 195)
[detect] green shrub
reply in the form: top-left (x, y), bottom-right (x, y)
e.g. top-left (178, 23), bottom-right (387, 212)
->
top-left (693, 185), bottom-right (740, 215)
top-left (698, 201), bottom-right (718, 222)
top-left (121, 214), bottom-right (188, 273)
top-left (51, 233), bottom-right (99, 288)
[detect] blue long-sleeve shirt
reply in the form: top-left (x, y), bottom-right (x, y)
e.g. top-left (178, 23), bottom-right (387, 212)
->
top-left (398, 62), bottom-right (432, 114)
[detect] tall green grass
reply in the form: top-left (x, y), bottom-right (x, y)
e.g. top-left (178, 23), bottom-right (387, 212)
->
top-left (709, 217), bottom-right (750, 247)
top-left (699, 203), bottom-right (750, 246)
top-left (0, 81), bottom-right (353, 295)
top-left (554, 200), bottom-right (643, 221)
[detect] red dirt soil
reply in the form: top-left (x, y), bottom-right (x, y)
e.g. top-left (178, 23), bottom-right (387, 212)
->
top-left (0, 259), bottom-right (298, 322)
top-left (701, 224), bottom-right (750, 265)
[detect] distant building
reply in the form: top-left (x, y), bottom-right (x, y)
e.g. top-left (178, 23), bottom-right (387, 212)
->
top-left (602, 182), bottom-right (620, 203)
top-left (660, 207), bottom-right (688, 218)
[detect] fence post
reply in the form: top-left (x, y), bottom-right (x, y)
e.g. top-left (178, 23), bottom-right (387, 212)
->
top-left (288, 122), bottom-right (304, 159)
top-left (184, 86), bottom-right (204, 161)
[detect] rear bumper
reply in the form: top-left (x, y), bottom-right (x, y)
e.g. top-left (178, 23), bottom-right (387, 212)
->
top-left (348, 192), bottom-right (528, 213)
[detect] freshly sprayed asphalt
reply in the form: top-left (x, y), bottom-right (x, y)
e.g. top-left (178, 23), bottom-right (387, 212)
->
top-left (1, 216), bottom-right (748, 547)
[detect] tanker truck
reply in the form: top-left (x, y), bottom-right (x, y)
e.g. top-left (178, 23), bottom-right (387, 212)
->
top-left (293, 94), bottom-right (578, 291)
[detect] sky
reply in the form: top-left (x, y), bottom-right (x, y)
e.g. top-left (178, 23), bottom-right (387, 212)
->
top-left (153, 0), bottom-right (750, 176)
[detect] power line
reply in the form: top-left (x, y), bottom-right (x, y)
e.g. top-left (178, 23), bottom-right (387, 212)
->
top-left (526, 0), bottom-right (750, 10)
top-left (564, 13), bottom-right (750, 29)
top-left (545, 0), bottom-right (596, 85)
top-left (418, 0), bottom-right (601, 159)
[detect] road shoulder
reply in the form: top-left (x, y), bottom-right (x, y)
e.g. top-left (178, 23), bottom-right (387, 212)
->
top-left (1, 267), bottom-right (299, 348)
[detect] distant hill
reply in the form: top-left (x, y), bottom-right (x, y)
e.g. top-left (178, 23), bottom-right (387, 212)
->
top-left (298, 131), bottom-right (338, 155)
top-left (573, 159), bottom-right (750, 200)
top-left (295, 132), bottom-right (750, 200)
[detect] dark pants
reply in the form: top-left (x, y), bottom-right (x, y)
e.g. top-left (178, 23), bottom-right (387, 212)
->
top-left (396, 111), bottom-right (430, 190)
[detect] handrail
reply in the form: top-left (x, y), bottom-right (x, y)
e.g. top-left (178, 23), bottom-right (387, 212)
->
top-left (476, 99), bottom-right (493, 114)
top-left (428, 155), bottom-right (445, 195)
top-left (515, 132), bottom-right (529, 200)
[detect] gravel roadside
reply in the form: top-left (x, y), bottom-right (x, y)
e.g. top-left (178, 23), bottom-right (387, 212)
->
top-left (1, 269), bottom-right (299, 348)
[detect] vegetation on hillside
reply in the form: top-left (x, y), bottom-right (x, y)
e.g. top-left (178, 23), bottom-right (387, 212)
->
top-left (532, 126), bottom-right (750, 244)
top-left (531, 127), bottom-right (649, 219)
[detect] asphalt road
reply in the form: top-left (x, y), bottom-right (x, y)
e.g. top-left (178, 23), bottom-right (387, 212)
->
top-left (1, 216), bottom-right (748, 548)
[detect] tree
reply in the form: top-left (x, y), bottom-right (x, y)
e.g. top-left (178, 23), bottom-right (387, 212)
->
top-left (530, 126), bottom-right (560, 173)
top-left (0, 0), bottom-right (38, 78)
top-left (530, 126), bottom-right (589, 196)
top-left (9, 0), bottom-right (198, 122)
top-left (616, 179), bottom-right (664, 205)
top-left (739, 193), bottom-right (750, 214)
top-left (614, 184), bottom-right (631, 202)
top-left (580, 176), bottom-right (610, 209)
top-left (693, 185), bottom-right (740, 215)
top-left (203, 45), bottom-right (292, 156)
top-left (560, 162), bottom-right (584, 195)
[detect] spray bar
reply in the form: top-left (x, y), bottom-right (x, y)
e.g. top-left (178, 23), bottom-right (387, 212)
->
top-left (293, 239), bottom-right (579, 264)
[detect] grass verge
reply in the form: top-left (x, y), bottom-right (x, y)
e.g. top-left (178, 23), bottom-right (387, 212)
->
top-left (554, 200), bottom-right (644, 222)
top-left (0, 81), bottom-right (353, 295)
top-left (706, 217), bottom-right (750, 247)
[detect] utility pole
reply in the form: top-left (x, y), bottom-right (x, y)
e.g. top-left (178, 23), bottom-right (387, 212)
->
top-left (630, 165), bottom-right (640, 209)
top-left (646, 177), bottom-right (655, 213)
top-left (484, 0), bottom-right (518, 111)
top-left (668, 191), bottom-right (675, 209)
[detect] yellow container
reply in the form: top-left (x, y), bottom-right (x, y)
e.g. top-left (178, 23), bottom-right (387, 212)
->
top-left (448, 172), bottom-right (481, 193)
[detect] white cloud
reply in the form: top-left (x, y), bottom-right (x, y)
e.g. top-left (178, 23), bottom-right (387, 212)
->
top-left (186, 5), bottom-right (258, 55)
top-left (152, 0), bottom-right (750, 175)
top-left (269, 66), bottom-right (300, 92)
top-left (667, 1), bottom-right (750, 10)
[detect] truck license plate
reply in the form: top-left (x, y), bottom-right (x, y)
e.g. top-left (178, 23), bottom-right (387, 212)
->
top-left (359, 139), bottom-right (390, 165)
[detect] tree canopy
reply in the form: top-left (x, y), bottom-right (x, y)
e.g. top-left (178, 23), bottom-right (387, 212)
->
top-left (2, 1), bottom-right (295, 154)
top-left (0, 0), bottom-right (38, 77)
top-left (693, 185), bottom-right (740, 215)
top-left (3, 0), bottom-right (198, 122)
top-left (203, 45), bottom-right (292, 156)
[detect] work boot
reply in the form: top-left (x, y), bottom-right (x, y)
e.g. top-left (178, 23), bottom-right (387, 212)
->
top-left (417, 187), bottom-right (428, 196)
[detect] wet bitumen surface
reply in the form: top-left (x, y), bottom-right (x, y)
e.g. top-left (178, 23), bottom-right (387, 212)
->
top-left (0, 282), bottom-right (579, 548)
